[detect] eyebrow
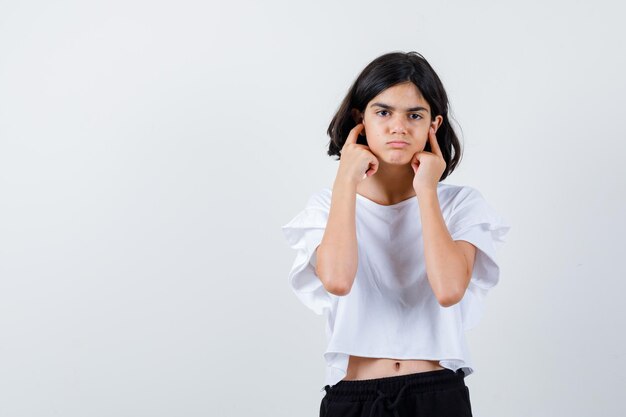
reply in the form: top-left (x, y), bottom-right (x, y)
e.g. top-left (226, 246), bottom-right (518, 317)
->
top-left (369, 102), bottom-right (429, 113)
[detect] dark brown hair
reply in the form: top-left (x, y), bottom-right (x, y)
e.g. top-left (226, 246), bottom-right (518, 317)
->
top-left (326, 51), bottom-right (463, 181)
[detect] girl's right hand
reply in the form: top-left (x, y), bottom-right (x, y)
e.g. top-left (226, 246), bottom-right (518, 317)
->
top-left (337, 123), bottom-right (379, 184)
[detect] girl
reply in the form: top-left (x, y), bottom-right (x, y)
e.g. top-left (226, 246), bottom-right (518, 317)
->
top-left (282, 51), bottom-right (511, 417)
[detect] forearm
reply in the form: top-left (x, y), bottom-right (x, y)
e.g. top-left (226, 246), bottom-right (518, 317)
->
top-left (417, 189), bottom-right (468, 307)
top-left (316, 178), bottom-right (359, 296)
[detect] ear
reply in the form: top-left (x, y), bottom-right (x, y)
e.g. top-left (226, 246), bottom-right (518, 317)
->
top-left (431, 115), bottom-right (444, 133)
top-left (351, 108), bottom-right (363, 124)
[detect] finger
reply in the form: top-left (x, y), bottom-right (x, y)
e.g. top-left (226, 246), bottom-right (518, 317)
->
top-left (429, 126), bottom-right (443, 157)
top-left (411, 158), bottom-right (419, 174)
top-left (344, 123), bottom-right (365, 145)
top-left (363, 157), bottom-right (378, 178)
top-left (368, 157), bottom-right (379, 176)
top-left (411, 152), bottom-right (420, 167)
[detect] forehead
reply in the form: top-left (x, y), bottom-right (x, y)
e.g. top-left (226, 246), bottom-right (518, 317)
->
top-left (369, 82), bottom-right (428, 107)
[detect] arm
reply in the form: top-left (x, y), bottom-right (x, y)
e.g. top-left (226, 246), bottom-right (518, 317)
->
top-left (418, 189), bottom-right (477, 307)
top-left (315, 178), bottom-right (359, 296)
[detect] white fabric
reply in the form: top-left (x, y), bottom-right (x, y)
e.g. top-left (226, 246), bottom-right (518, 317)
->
top-left (281, 183), bottom-right (511, 388)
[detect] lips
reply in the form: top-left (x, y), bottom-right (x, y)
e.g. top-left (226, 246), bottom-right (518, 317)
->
top-left (388, 141), bottom-right (409, 148)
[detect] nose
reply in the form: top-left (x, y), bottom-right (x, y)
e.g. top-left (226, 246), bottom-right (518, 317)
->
top-left (390, 115), bottom-right (408, 135)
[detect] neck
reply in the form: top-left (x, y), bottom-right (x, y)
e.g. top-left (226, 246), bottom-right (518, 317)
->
top-left (357, 162), bottom-right (416, 205)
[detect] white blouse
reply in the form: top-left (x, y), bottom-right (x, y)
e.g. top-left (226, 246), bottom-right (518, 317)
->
top-left (281, 182), bottom-right (511, 388)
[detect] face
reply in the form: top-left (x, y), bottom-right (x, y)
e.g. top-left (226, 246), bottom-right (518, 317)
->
top-left (352, 81), bottom-right (443, 165)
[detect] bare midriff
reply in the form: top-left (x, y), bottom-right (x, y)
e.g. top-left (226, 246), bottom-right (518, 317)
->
top-left (342, 355), bottom-right (445, 381)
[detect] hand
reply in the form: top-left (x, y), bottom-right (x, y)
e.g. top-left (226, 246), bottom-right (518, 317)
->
top-left (336, 123), bottom-right (379, 185)
top-left (411, 126), bottom-right (446, 196)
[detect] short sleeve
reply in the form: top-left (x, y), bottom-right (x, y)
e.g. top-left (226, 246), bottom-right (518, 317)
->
top-left (447, 186), bottom-right (511, 331)
top-left (281, 192), bottom-right (334, 316)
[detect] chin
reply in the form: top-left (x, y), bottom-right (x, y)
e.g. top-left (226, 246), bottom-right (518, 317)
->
top-left (382, 156), bottom-right (413, 165)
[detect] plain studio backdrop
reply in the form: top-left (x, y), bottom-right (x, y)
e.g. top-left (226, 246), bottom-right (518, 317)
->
top-left (1, 1), bottom-right (625, 416)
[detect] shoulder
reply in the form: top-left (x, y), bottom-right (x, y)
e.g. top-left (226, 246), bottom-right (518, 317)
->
top-left (437, 182), bottom-right (484, 209)
top-left (281, 187), bottom-right (331, 239)
top-left (304, 186), bottom-right (332, 211)
top-left (439, 183), bottom-right (510, 238)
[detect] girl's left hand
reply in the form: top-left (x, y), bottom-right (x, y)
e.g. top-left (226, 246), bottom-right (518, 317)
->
top-left (411, 126), bottom-right (447, 196)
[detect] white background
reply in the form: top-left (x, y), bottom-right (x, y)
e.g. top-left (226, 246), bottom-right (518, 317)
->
top-left (1, 1), bottom-right (625, 416)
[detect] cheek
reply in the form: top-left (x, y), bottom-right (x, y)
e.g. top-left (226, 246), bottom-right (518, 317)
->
top-left (364, 121), bottom-right (384, 137)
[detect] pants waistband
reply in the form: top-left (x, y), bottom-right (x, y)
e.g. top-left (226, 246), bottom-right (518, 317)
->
top-left (322, 368), bottom-right (465, 402)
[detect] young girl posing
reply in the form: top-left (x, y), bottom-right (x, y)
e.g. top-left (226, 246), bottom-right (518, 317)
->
top-left (282, 51), bottom-right (511, 417)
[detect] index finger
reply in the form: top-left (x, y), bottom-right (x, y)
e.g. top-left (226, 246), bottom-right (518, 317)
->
top-left (429, 126), bottom-right (443, 157)
top-left (344, 123), bottom-right (365, 145)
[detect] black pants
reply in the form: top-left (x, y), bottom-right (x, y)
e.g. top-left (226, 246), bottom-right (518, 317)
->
top-left (320, 368), bottom-right (472, 417)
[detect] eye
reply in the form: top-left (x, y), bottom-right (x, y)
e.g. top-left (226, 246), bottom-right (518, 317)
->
top-left (409, 114), bottom-right (422, 120)
top-left (376, 110), bottom-right (389, 117)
